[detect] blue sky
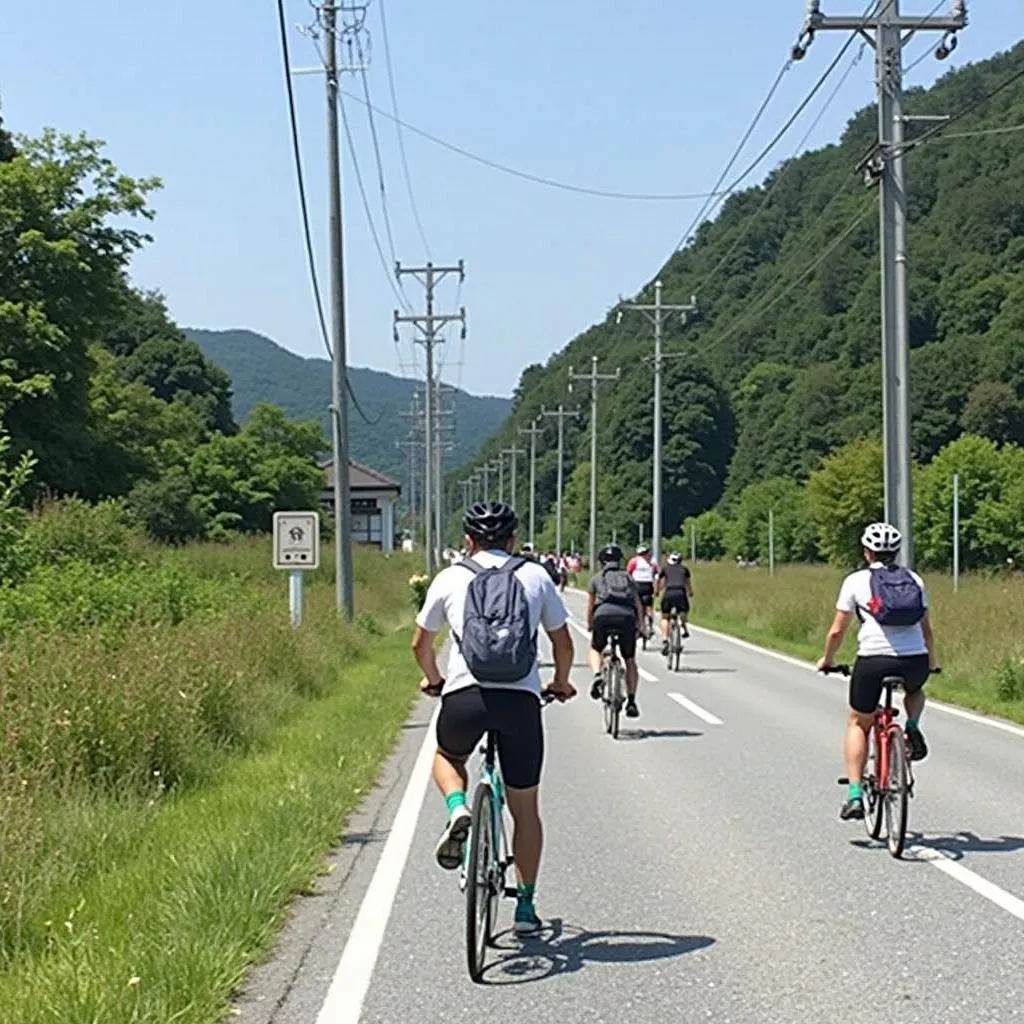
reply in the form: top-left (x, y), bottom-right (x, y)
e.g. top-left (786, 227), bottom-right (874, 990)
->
top-left (2, 2), bottom-right (1022, 399)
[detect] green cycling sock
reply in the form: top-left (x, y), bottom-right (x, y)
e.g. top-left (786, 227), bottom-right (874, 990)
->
top-left (847, 781), bottom-right (863, 801)
top-left (516, 883), bottom-right (535, 903)
top-left (906, 718), bottom-right (919, 730)
top-left (445, 791), bottom-right (466, 815)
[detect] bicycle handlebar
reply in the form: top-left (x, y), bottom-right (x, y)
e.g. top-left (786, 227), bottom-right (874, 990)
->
top-left (820, 663), bottom-right (942, 677)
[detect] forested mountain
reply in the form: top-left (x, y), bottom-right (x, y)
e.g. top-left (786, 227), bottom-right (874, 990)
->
top-left (188, 329), bottom-right (510, 486)
top-left (458, 40), bottom-right (1024, 559)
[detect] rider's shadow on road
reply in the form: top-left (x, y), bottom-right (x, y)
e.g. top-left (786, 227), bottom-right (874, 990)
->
top-left (906, 830), bottom-right (1024, 860)
top-left (481, 919), bottom-right (714, 984)
top-left (617, 728), bottom-right (703, 741)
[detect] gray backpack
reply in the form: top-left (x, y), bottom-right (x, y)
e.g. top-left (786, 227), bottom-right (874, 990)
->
top-left (594, 567), bottom-right (635, 609)
top-left (453, 557), bottom-right (537, 683)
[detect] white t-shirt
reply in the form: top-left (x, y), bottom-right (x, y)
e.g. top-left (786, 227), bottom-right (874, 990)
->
top-left (836, 563), bottom-right (929, 658)
top-left (415, 549), bottom-right (569, 698)
top-left (627, 556), bottom-right (658, 584)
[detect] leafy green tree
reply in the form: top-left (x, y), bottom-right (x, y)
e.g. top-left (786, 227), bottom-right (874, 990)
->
top-left (805, 438), bottom-right (885, 567)
top-left (0, 433), bottom-right (36, 584)
top-left (727, 476), bottom-right (818, 563)
top-left (0, 130), bottom-right (159, 493)
top-left (678, 509), bottom-right (728, 560)
top-left (129, 469), bottom-right (207, 545)
top-left (961, 380), bottom-right (1024, 445)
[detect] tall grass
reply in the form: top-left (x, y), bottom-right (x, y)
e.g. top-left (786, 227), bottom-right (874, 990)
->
top-left (690, 561), bottom-right (1024, 722)
top-left (0, 520), bottom-right (420, 984)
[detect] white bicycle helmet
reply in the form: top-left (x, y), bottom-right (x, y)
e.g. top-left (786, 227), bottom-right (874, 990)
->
top-left (636, 544), bottom-right (651, 555)
top-left (668, 552), bottom-right (682, 564)
top-left (860, 522), bottom-right (902, 554)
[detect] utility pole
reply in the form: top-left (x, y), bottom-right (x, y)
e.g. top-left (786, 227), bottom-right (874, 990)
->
top-left (569, 356), bottom-right (620, 573)
top-left (397, 390), bottom-right (423, 539)
top-left (501, 446), bottom-right (526, 517)
top-left (792, 0), bottom-right (966, 568)
top-left (541, 405), bottom-right (580, 558)
top-left (497, 451), bottom-right (506, 503)
top-left (394, 261), bottom-right (466, 573)
top-left (617, 280), bottom-right (698, 567)
top-left (433, 380), bottom-right (457, 556)
top-left (519, 419), bottom-right (544, 546)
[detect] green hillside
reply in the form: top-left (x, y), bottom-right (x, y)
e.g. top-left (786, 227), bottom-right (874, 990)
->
top-left (187, 328), bottom-right (510, 487)
top-left (457, 40), bottom-right (1024, 557)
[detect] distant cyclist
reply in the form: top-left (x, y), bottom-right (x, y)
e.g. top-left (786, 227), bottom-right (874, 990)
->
top-left (627, 544), bottom-right (658, 634)
top-left (816, 522), bottom-right (937, 822)
top-left (587, 543), bottom-right (644, 718)
top-left (657, 552), bottom-right (693, 655)
top-left (412, 501), bottom-right (576, 934)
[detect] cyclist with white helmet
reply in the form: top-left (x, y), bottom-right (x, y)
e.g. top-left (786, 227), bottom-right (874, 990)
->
top-left (627, 544), bottom-right (658, 634)
top-left (657, 552), bottom-right (693, 655)
top-left (817, 522), bottom-right (938, 822)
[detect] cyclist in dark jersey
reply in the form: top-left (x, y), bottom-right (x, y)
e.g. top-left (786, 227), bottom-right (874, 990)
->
top-left (657, 552), bottom-right (693, 656)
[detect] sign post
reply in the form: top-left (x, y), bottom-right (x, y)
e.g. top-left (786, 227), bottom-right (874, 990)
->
top-left (273, 511), bottom-right (321, 626)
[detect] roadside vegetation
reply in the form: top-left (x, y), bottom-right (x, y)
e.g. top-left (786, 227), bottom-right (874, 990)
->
top-left (688, 560), bottom-right (1024, 724)
top-left (0, 498), bottom-right (420, 1023)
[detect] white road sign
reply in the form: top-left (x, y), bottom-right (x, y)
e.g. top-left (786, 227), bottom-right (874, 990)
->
top-left (273, 511), bottom-right (320, 570)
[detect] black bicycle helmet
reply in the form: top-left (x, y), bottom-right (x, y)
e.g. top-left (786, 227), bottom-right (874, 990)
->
top-left (598, 543), bottom-right (623, 565)
top-left (462, 501), bottom-right (518, 544)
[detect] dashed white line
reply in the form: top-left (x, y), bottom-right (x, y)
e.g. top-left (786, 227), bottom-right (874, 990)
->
top-left (668, 691), bottom-right (724, 726)
top-left (315, 704), bottom-right (440, 1024)
top-left (908, 845), bottom-right (1024, 923)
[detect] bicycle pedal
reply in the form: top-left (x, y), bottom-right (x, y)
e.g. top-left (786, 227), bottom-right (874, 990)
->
top-left (503, 886), bottom-right (518, 899)
top-left (837, 777), bottom-right (849, 785)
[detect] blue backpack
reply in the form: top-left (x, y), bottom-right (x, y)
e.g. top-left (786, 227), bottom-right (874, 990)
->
top-left (453, 557), bottom-right (537, 683)
top-left (865, 565), bottom-right (925, 626)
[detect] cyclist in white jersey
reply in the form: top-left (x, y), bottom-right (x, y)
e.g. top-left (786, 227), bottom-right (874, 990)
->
top-left (627, 545), bottom-right (658, 627)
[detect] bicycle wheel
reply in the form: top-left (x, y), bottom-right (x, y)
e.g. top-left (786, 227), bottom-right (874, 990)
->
top-left (863, 729), bottom-right (885, 841)
top-left (610, 660), bottom-right (622, 739)
top-left (884, 727), bottom-right (910, 858)
top-left (672, 620), bottom-right (682, 672)
top-left (641, 614), bottom-right (648, 651)
top-left (601, 661), bottom-right (614, 734)
top-left (465, 782), bottom-right (495, 982)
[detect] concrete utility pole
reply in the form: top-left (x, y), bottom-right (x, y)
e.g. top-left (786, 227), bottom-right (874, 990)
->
top-left (397, 391), bottom-right (423, 538)
top-left (394, 261), bottom-right (466, 573)
top-left (497, 451), bottom-right (506, 503)
top-left (319, 0), bottom-right (356, 618)
top-left (792, 0), bottom-right (966, 568)
top-left (617, 280), bottom-right (698, 567)
top-left (519, 419), bottom-right (544, 545)
top-left (569, 356), bottom-right (620, 573)
top-left (541, 405), bottom-right (580, 558)
top-left (501, 446), bottom-right (526, 516)
top-left (433, 381), bottom-right (457, 555)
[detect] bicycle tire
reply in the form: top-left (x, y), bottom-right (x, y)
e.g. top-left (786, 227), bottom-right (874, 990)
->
top-left (672, 620), bottom-right (682, 672)
top-left (863, 730), bottom-right (884, 841)
top-left (610, 660), bottom-right (622, 740)
top-left (884, 727), bottom-right (910, 858)
top-left (465, 782), bottom-right (494, 982)
top-left (602, 660), bottom-right (614, 734)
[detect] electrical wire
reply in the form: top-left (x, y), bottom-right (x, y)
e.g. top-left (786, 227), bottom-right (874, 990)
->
top-left (337, 86), bottom-right (733, 201)
top-left (276, 0), bottom-right (332, 361)
top-left (276, 0), bottom-right (380, 425)
top-left (690, 41), bottom-right (868, 298)
top-left (378, 0), bottom-right (432, 259)
top-left (897, 62), bottom-right (1024, 156)
top-left (336, 89), bottom-right (414, 312)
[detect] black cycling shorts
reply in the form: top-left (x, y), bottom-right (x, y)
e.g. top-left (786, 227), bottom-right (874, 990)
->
top-left (436, 686), bottom-right (543, 789)
top-left (635, 582), bottom-right (654, 607)
top-left (591, 608), bottom-right (637, 660)
top-left (849, 654), bottom-right (930, 715)
top-left (661, 590), bottom-right (689, 616)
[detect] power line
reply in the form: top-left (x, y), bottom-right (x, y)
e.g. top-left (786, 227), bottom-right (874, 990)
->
top-left (336, 89), bottom-right (413, 312)
top-left (377, 0), bottom-right (432, 259)
top-left (338, 85), bottom-right (735, 201)
top-left (668, 58), bottom-right (794, 255)
top-left (276, 0), bottom-right (332, 361)
top-left (690, 41), bottom-right (868, 298)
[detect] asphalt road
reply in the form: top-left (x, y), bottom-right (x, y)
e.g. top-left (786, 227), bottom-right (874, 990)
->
top-left (236, 589), bottom-right (1024, 1024)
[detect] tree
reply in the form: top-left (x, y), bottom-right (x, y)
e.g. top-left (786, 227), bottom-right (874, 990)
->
top-left (805, 438), bottom-right (885, 567)
top-left (678, 509), bottom-right (727, 560)
top-left (727, 477), bottom-right (818, 563)
top-left (0, 130), bottom-right (160, 493)
top-left (961, 380), bottom-right (1024, 445)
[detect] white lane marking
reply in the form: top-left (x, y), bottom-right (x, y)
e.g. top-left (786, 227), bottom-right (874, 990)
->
top-left (668, 691), bottom-right (724, 726)
top-left (686, 621), bottom-right (1024, 741)
top-left (567, 616), bottom-right (659, 684)
top-left (315, 703), bottom-right (440, 1024)
top-left (907, 845), bottom-right (1024, 923)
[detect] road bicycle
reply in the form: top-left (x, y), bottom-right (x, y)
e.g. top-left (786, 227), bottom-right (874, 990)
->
top-left (600, 632), bottom-right (627, 739)
top-left (461, 692), bottom-right (555, 983)
top-left (665, 608), bottom-right (685, 672)
top-left (824, 664), bottom-right (939, 859)
top-left (640, 605), bottom-right (654, 650)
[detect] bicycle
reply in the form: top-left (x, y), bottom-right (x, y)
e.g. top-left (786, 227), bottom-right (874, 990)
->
top-left (461, 691), bottom-right (556, 983)
top-left (824, 664), bottom-right (939, 859)
top-left (665, 608), bottom-right (685, 672)
top-left (599, 632), bottom-right (626, 739)
top-left (640, 605), bottom-right (654, 650)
